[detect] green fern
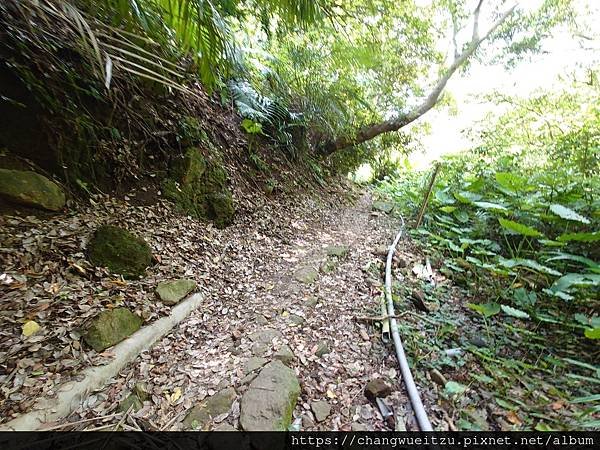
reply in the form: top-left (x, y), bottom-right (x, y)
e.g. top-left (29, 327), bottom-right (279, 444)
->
top-left (229, 79), bottom-right (301, 154)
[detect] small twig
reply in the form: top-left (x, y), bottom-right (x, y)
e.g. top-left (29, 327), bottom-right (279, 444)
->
top-left (38, 412), bottom-right (120, 431)
top-left (146, 418), bottom-right (162, 431)
top-left (407, 311), bottom-right (439, 326)
top-left (83, 423), bottom-right (116, 431)
top-left (127, 415), bottom-right (143, 431)
top-left (160, 409), bottom-right (186, 431)
top-left (112, 405), bottom-right (132, 431)
top-left (415, 163), bottom-right (441, 228)
top-left (355, 312), bottom-right (408, 322)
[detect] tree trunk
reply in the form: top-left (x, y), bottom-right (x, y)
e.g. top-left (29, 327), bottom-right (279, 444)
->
top-left (319, 3), bottom-right (516, 155)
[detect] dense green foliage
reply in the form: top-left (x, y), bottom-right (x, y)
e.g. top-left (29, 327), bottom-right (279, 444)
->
top-left (376, 80), bottom-right (599, 429)
top-left (1, 0), bottom-right (580, 187)
top-left (380, 80), bottom-right (599, 335)
top-left (1, 0), bottom-right (598, 431)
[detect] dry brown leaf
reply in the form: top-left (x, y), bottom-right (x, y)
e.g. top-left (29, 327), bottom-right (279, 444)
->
top-left (550, 400), bottom-right (564, 411)
top-left (506, 411), bottom-right (522, 425)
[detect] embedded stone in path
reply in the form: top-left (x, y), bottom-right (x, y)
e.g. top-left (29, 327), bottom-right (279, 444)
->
top-left (351, 422), bottom-right (368, 431)
top-left (315, 340), bottom-right (331, 358)
top-left (255, 314), bottom-right (268, 325)
top-left (183, 387), bottom-right (237, 430)
top-left (244, 357), bottom-right (268, 374)
top-left (240, 361), bottom-right (300, 431)
top-left (306, 297), bottom-right (319, 307)
top-left (326, 245), bottom-right (349, 258)
top-left (288, 314), bottom-right (305, 326)
top-left (364, 378), bottom-right (392, 402)
top-left (273, 345), bottom-right (295, 366)
top-left (0, 169), bottom-right (66, 211)
top-left (372, 201), bottom-right (394, 214)
top-left (251, 342), bottom-right (269, 356)
top-left (293, 266), bottom-right (319, 284)
top-left (155, 279), bottom-right (196, 305)
top-left (311, 401), bottom-right (331, 422)
top-left (249, 329), bottom-right (283, 344)
top-left (83, 308), bottom-right (142, 352)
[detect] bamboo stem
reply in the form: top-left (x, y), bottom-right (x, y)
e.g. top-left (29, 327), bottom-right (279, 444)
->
top-left (415, 163), bottom-right (441, 228)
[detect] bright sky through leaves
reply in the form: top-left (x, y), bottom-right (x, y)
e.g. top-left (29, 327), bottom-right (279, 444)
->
top-left (408, 0), bottom-right (599, 169)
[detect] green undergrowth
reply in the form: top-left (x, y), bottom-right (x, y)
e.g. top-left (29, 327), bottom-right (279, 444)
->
top-left (394, 279), bottom-right (599, 431)
top-left (376, 153), bottom-right (599, 430)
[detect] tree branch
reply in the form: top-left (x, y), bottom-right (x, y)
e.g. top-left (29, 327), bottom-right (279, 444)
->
top-left (472, 0), bottom-right (484, 42)
top-left (450, 0), bottom-right (460, 59)
top-left (320, 3), bottom-right (517, 155)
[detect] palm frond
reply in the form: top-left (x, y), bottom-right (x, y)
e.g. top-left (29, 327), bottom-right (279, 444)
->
top-left (229, 79), bottom-right (302, 153)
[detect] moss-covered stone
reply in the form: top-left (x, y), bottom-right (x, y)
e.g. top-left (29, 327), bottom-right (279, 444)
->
top-left (207, 192), bottom-right (235, 229)
top-left (326, 245), bottom-right (349, 258)
top-left (164, 148), bottom-right (234, 228)
top-left (119, 394), bottom-right (143, 413)
top-left (87, 225), bottom-right (152, 278)
top-left (320, 259), bottom-right (338, 274)
top-left (240, 361), bottom-right (300, 431)
top-left (177, 116), bottom-right (208, 147)
top-left (0, 169), bottom-right (65, 211)
top-left (315, 340), bottom-right (331, 358)
top-left (83, 308), bottom-right (143, 352)
top-left (294, 266), bottom-right (319, 284)
top-left (180, 146), bottom-right (207, 185)
top-left (183, 387), bottom-right (237, 430)
top-left (156, 279), bottom-right (196, 305)
top-left (372, 201), bottom-right (394, 214)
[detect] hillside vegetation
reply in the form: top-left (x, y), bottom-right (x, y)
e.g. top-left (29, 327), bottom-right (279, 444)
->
top-left (0, 0), bottom-right (598, 433)
top-left (375, 78), bottom-right (599, 430)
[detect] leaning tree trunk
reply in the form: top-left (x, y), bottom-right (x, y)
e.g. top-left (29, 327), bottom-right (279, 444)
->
top-left (319, 2), bottom-right (516, 155)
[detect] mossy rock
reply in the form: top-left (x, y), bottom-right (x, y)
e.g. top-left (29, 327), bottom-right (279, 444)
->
top-left (293, 266), bottom-right (319, 284)
top-left (372, 201), bottom-right (394, 214)
top-left (207, 191), bottom-right (234, 228)
top-left (320, 259), bottom-right (338, 274)
top-left (84, 308), bottom-right (143, 352)
top-left (87, 225), bottom-right (152, 278)
top-left (274, 345), bottom-right (295, 366)
top-left (0, 169), bottom-right (65, 211)
top-left (179, 145), bottom-right (207, 185)
top-left (156, 279), bottom-right (196, 305)
top-left (240, 361), bottom-right (300, 431)
top-left (326, 245), bottom-right (349, 258)
top-left (183, 387), bottom-right (237, 430)
top-left (164, 148), bottom-right (234, 228)
top-left (177, 116), bottom-right (208, 147)
top-left (118, 394), bottom-right (143, 413)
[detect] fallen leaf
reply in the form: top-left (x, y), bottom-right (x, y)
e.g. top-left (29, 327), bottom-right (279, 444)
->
top-left (169, 387), bottom-right (182, 404)
top-left (22, 321), bottom-right (41, 337)
top-left (359, 328), bottom-right (370, 341)
top-left (550, 400), bottom-right (564, 411)
top-left (506, 410), bottom-right (522, 425)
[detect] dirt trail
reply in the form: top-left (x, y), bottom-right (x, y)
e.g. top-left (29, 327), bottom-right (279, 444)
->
top-left (81, 195), bottom-right (406, 430)
top-left (55, 191), bottom-right (412, 431)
